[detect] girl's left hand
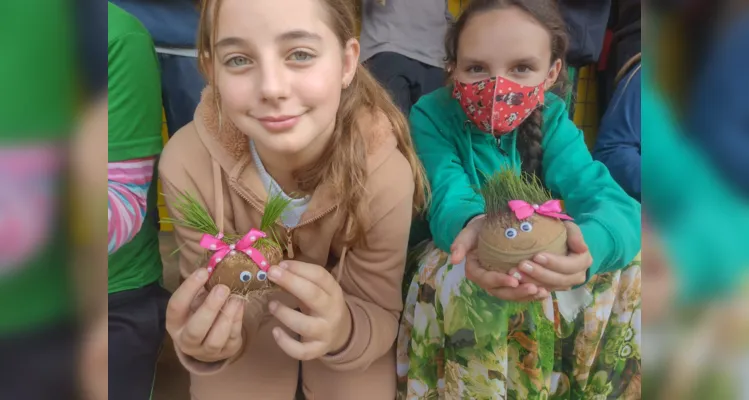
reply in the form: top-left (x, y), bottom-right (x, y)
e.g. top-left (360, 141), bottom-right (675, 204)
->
top-left (508, 221), bottom-right (592, 291)
top-left (267, 261), bottom-right (352, 360)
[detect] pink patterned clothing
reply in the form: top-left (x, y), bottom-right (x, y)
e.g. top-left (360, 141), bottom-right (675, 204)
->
top-left (108, 157), bottom-right (155, 254)
top-left (0, 146), bottom-right (62, 275)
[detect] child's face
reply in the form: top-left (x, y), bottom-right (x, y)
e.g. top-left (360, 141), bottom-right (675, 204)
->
top-left (212, 0), bottom-right (358, 158)
top-left (455, 7), bottom-right (561, 88)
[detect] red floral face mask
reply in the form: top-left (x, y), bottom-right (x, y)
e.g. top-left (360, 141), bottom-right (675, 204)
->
top-left (452, 76), bottom-right (545, 136)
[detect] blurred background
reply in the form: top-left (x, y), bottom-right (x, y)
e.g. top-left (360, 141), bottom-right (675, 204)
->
top-left (0, 0), bottom-right (747, 399)
top-left (0, 0), bottom-right (108, 398)
top-left (642, 0), bottom-right (749, 399)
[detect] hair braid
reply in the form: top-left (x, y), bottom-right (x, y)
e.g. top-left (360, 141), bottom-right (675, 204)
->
top-left (516, 107), bottom-right (544, 178)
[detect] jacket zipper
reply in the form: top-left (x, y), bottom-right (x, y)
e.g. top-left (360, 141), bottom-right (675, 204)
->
top-left (228, 178), bottom-right (337, 260)
top-left (494, 135), bottom-right (509, 157)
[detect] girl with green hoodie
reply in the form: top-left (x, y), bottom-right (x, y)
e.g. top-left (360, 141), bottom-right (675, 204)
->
top-left (396, 1), bottom-right (641, 398)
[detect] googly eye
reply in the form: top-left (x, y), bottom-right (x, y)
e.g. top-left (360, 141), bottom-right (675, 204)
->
top-left (504, 228), bottom-right (518, 239)
top-left (256, 271), bottom-right (267, 281)
top-left (520, 222), bottom-right (533, 232)
top-left (239, 271), bottom-right (252, 282)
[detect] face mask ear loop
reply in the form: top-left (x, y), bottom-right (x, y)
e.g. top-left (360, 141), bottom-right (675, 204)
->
top-left (491, 78), bottom-right (499, 137)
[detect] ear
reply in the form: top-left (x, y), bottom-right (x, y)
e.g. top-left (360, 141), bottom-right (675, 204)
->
top-left (445, 62), bottom-right (456, 80)
top-left (543, 58), bottom-right (563, 90)
top-left (342, 38), bottom-right (360, 88)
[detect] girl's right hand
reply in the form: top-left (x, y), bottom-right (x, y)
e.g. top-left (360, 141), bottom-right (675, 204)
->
top-left (452, 215), bottom-right (549, 301)
top-left (166, 268), bottom-right (245, 363)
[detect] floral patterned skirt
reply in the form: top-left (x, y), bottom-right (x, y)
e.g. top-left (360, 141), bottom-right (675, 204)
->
top-left (396, 243), bottom-right (641, 400)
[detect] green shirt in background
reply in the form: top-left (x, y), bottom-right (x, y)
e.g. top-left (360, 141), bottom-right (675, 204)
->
top-left (107, 3), bottom-right (164, 294)
top-left (0, 1), bottom-right (75, 333)
top-left (0, 0), bottom-right (76, 139)
top-left (409, 87), bottom-right (641, 278)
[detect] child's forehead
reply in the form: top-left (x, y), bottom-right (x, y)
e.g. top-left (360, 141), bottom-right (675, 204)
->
top-left (458, 8), bottom-right (552, 63)
top-left (215, 0), bottom-right (332, 42)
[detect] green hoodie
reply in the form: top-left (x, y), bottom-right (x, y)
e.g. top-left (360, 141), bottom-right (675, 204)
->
top-left (641, 64), bottom-right (749, 302)
top-left (409, 87), bottom-right (641, 277)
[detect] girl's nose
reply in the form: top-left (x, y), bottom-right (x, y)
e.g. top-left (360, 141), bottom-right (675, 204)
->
top-left (258, 62), bottom-right (290, 103)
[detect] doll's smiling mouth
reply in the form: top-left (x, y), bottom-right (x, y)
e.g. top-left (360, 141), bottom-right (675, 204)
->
top-left (511, 240), bottom-right (537, 251)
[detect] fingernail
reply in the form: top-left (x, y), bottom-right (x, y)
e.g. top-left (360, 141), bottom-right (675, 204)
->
top-left (512, 271), bottom-right (522, 280)
top-left (269, 267), bottom-right (282, 279)
top-left (214, 285), bottom-right (229, 298)
top-left (521, 262), bottom-right (533, 273)
top-left (534, 254), bottom-right (548, 264)
top-left (269, 301), bottom-right (278, 312)
top-left (229, 296), bottom-right (244, 307)
top-left (196, 269), bottom-right (208, 281)
top-left (272, 328), bottom-right (281, 339)
top-left (279, 262), bottom-right (289, 269)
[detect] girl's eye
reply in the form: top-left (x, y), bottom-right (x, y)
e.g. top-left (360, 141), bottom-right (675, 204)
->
top-left (226, 56), bottom-right (251, 67)
top-left (467, 65), bottom-right (485, 74)
top-left (520, 222), bottom-right (533, 232)
top-left (504, 228), bottom-right (518, 239)
top-left (289, 51), bottom-right (314, 62)
top-left (239, 271), bottom-right (252, 282)
top-left (513, 65), bottom-right (532, 73)
top-left (256, 271), bottom-right (267, 281)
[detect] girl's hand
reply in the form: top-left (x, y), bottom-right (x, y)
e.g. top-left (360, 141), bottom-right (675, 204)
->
top-left (452, 215), bottom-right (546, 301)
top-left (267, 261), bottom-right (352, 360)
top-left (166, 268), bottom-right (246, 363)
top-left (465, 251), bottom-right (549, 301)
top-left (508, 221), bottom-right (591, 291)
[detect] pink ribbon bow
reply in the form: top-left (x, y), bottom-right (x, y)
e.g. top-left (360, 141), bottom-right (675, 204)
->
top-left (199, 229), bottom-right (270, 275)
top-left (507, 199), bottom-right (573, 221)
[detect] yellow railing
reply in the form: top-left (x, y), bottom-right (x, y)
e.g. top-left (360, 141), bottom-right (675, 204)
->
top-left (158, 110), bottom-right (173, 232)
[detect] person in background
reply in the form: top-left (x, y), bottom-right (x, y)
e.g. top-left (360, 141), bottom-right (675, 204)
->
top-left (359, 0), bottom-right (451, 117)
top-left (107, 3), bottom-right (171, 399)
top-left (75, 1), bottom-right (109, 398)
top-left (642, 61), bottom-right (749, 305)
top-left (111, 0), bottom-right (204, 136)
top-left (687, 12), bottom-right (749, 198)
top-left (598, 0), bottom-right (641, 114)
top-left (593, 58), bottom-right (641, 201)
top-left (0, 1), bottom-right (77, 398)
top-left (558, 0), bottom-right (612, 67)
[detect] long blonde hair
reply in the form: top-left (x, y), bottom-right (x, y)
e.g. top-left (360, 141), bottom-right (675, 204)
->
top-left (197, 0), bottom-right (428, 247)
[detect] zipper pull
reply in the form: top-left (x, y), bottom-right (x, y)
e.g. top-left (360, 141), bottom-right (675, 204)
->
top-left (496, 136), bottom-right (508, 156)
top-left (285, 229), bottom-right (295, 259)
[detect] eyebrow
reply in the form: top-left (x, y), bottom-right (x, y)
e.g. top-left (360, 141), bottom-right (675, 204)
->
top-left (460, 56), bottom-right (543, 65)
top-left (460, 57), bottom-right (486, 65)
top-left (215, 30), bottom-right (322, 50)
top-left (277, 30), bottom-right (322, 43)
top-left (512, 56), bottom-right (542, 65)
top-left (215, 36), bottom-right (248, 49)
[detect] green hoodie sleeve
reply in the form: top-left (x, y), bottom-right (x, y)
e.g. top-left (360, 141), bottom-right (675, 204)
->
top-left (541, 96), bottom-right (642, 277)
top-left (410, 100), bottom-right (485, 253)
top-left (641, 67), bottom-right (749, 303)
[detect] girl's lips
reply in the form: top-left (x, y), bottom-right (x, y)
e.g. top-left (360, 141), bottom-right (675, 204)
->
top-left (257, 115), bottom-right (301, 132)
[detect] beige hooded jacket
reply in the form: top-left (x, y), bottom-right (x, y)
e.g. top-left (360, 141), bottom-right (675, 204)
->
top-left (159, 90), bottom-right (415, 399)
